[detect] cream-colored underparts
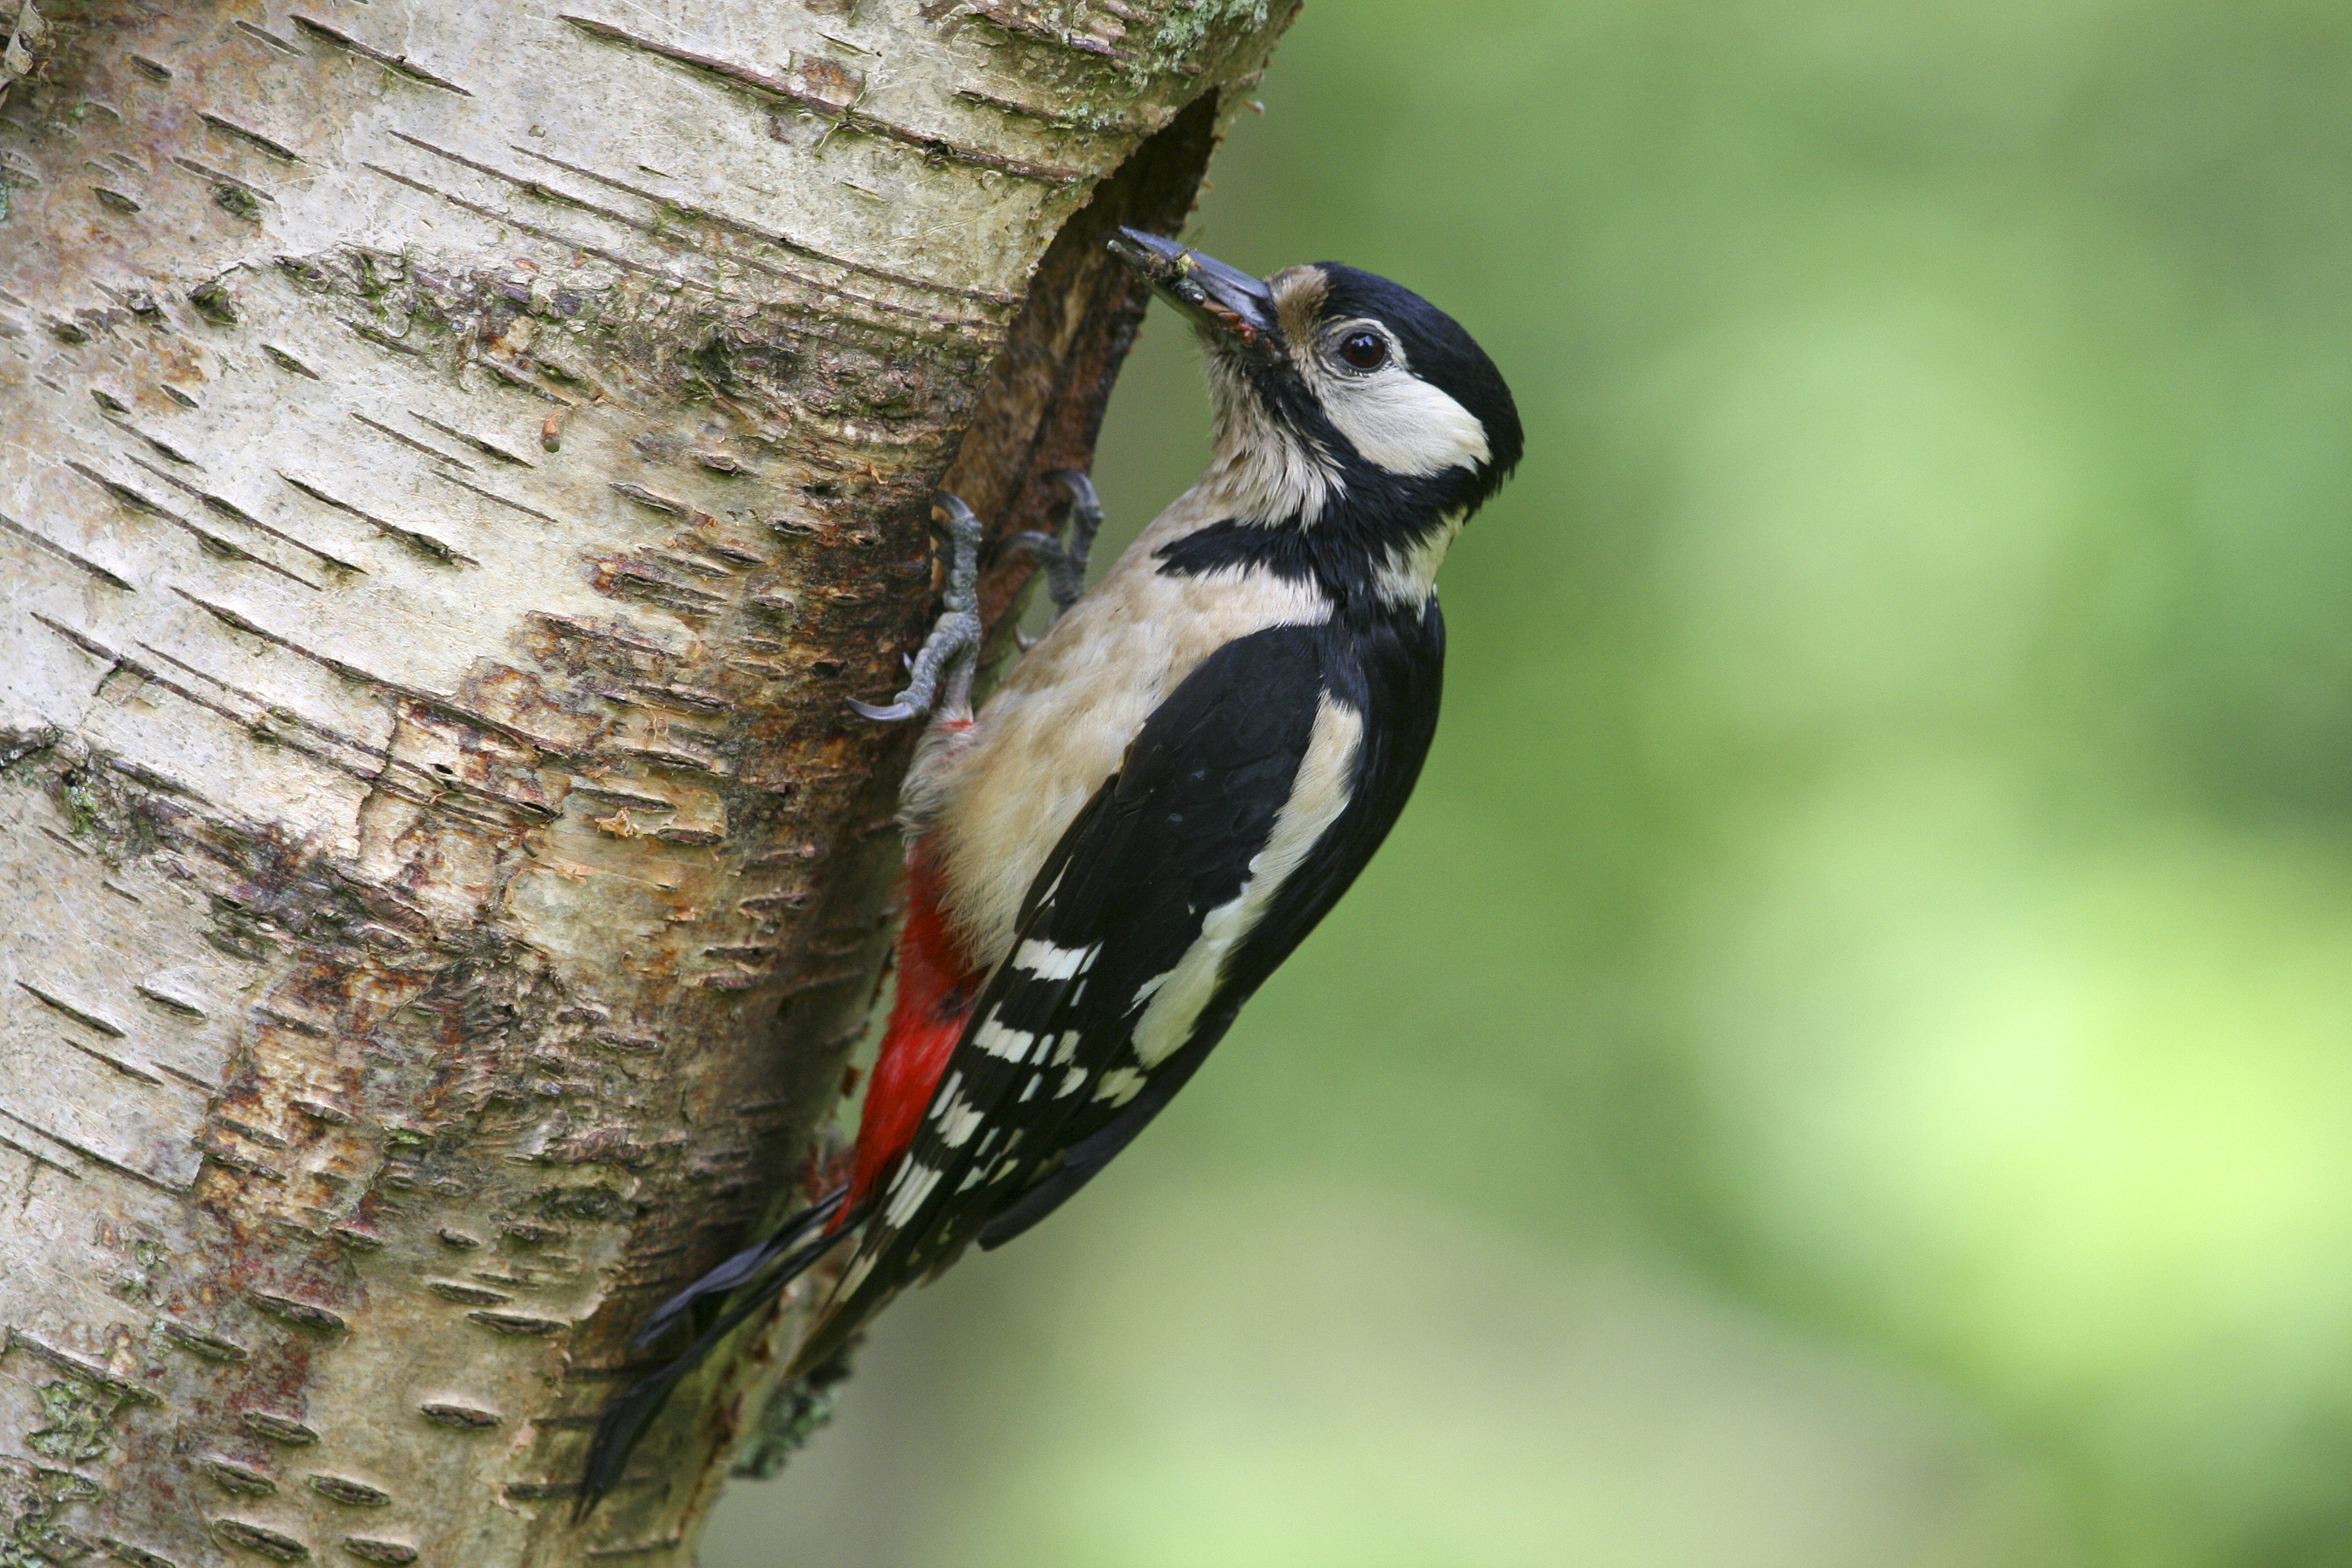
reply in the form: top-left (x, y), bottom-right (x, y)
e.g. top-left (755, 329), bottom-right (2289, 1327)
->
top-left (1127, 693), bottom-right (1364, 1068)
top-left (923, 484), bottom-right (1334, 970)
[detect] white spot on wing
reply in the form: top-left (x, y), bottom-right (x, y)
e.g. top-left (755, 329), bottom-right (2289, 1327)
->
top-left (1093, 1067), bottom-right (1147, 1106)
top-left (1013, 939), bottom-right (1098, 980)
top-left (972, 1019), bottom-right (1036, 1062)
top-left (1057, 1066), bottom-right (1088, 1097)
top-left (883, 1161), bottom-right (942, 1228)
top-left (938, 1097), bottom-right (985, 1147)
top-left (926, 1071), bottom-right (964, 1119)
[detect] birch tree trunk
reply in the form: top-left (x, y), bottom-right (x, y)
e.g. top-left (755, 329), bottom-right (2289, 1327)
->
top-left (0, 1), bottom-right (1292, 1561)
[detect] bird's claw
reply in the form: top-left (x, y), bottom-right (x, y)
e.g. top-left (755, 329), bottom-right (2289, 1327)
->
top-left (1006, 469), bottom-right (1103, 622)
top-left (849, 491), bottom-right (986, 724)
top-left (1051, 469), bottom-right (1105, 572)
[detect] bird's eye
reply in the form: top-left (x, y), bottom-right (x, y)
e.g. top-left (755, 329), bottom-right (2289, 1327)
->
top-left (1336, 330), bottom-right (1388, 371)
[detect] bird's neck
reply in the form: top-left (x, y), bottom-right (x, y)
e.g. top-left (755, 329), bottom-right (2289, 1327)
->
top-left (1200, 392), bottom-right (1338, 529)
top-left (1152, 490), bottom-right (1462, 614)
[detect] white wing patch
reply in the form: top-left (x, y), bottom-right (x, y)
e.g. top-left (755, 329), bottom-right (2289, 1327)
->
top-left (1013, 939), bottom-right (1099, 980)
top-left (1128, 693), bottom-right (1365, 1068)
top-left (1091, 1067), bottom-right (1148, 1106)
top-left (938, 1096), bottom-right (985, 1147)
top-left (883, 1160), bottom-right (944, 1228)
top-left (972, 1019), bottom-right (1037, 1062)
top-left (926, 1071), bottom-right (964, 1119)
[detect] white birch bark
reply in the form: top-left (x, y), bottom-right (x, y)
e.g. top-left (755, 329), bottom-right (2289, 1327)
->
top-left (0, 0), bottom-right (1292, 1561)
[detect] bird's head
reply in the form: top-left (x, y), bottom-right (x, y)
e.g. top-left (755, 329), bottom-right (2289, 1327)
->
top-left (1109, 228), bottom-right (1522, 535)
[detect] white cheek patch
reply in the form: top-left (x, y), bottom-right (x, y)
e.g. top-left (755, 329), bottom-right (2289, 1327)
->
top-left (1321, 367), bottom-right (1492, 479)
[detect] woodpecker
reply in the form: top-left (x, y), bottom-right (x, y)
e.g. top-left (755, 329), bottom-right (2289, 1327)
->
top-left (581, 229), bottom-right (1521, 1506)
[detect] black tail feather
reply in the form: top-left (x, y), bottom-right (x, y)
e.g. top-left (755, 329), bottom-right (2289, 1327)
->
top-left (577, 1273), bottom-right (791, 1515)
top-left (632, 1188), bottom-right (848, 1350)
top-left (577, 1207), bottom-right (864, 1515)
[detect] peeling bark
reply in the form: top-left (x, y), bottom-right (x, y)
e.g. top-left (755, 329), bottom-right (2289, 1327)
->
top-left (0, 1), bottom-right (1292, 1562)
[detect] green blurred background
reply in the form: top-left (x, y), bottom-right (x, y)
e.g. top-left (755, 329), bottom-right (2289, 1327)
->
top-left (706, 2), bottom-right (2352, 1562)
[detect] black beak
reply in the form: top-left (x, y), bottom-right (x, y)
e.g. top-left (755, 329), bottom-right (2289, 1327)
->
top-left (1108, 227), bottom-right (1281, 356)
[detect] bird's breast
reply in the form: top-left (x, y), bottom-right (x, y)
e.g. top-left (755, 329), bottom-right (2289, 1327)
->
top-left (915, 548), bottom-right (1332, 974)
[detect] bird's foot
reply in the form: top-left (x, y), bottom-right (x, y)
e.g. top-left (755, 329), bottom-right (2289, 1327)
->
top-left (1005, 469), bottom-right (1102, 624)
top-left (848, 492), bottom-right (985, 723)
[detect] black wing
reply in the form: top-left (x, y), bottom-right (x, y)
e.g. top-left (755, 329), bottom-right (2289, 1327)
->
top-left (789, 603), bottom-right (1443, 1375)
